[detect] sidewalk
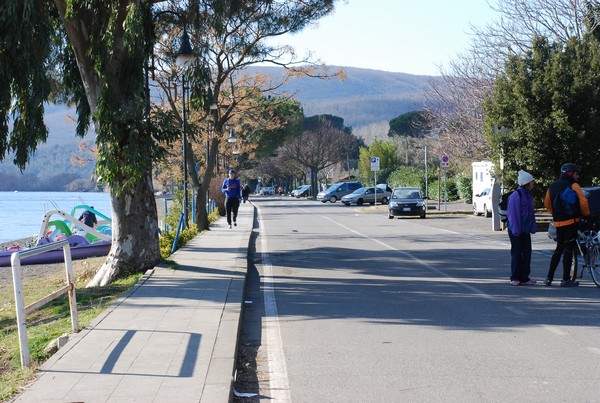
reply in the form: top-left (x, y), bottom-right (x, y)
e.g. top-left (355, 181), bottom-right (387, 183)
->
top-left (14, 202), bottom-right (255, 403)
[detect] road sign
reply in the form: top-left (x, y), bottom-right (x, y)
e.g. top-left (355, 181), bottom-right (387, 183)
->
top-left (441, 155), bottom-right (449, 168)
top-left (371, 157), bottom-right (380, 172)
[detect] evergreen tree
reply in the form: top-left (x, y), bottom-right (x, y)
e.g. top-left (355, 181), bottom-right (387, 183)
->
top-left (484, 34), bottom-right (600, 191)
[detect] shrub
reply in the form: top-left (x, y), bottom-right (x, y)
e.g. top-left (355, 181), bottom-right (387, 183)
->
top-left (387, 165), bottom-right (438, 196)
top-left (428, 178), bottom-right (460, 201)
top-left (159, 209), bottom-right (222, 259)
top-left (387, 165), bottom-right (426, 188)
top-left (159, 224), bottom-right (199, 259)
top-left (455, 173), bottom-right (472, 203)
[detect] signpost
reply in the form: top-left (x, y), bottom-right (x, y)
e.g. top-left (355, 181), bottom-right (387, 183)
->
top-left (371, 157), bottom-right (380, 205)
top-left (441, 155), bottom-right (449, 211)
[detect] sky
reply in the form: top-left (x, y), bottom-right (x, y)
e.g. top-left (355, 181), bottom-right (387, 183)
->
top-left (271, 0), bottom-right (500, 76)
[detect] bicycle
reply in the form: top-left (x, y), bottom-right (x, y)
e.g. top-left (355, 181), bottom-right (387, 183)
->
top-left (570, 218), bottom-right (600, 287)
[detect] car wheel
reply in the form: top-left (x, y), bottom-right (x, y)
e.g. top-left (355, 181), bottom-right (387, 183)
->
top-left (388, 214), bottom-right (394, 219)
top-left (381, 197), bottom-right (388, 204)
top-left (484, 205), bottom-right (492, 218)
top-left (321, 200), bottom-right (327, 203)
top-left (473, 204), bottom-right (479, 216)
top-left (357, 198), bottom-right (364, 206)
top-left (329, 196), bottom-right (337, 203)
top-left (420, 212), bottom-right (426, 219)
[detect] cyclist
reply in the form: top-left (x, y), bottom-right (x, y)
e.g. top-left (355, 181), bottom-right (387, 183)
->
top-left (544, 163), bottom-right (590, 287)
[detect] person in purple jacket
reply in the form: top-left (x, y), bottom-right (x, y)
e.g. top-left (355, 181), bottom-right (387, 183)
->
top-left (222, 169), bottom-right (242, 229)
top-left (506, 170), bottom-right (537, 285)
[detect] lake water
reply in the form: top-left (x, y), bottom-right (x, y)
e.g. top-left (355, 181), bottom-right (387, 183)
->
top-left (0, 191), bottom-right (112, 244)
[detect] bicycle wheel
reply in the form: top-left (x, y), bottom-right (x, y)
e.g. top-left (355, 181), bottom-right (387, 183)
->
top-left (589, 244), bottom-right (600, 288)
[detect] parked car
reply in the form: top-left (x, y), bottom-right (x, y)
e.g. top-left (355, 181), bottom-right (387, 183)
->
top-left (259, 187), bottom-right (275, 195)
top-left (291, 185), bottom-right (312, 198)
top-left (316, 181), bottom-right (363, 203)
top-left (341, 186), bottom-right (391, 206)
top-left (388, 187), bottom-right (426, 219)
top-left (473, 187), bottom-right (492, 217)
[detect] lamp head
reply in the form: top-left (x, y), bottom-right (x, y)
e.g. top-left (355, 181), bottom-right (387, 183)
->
top-left (175, 28), bottom-right (194, 68)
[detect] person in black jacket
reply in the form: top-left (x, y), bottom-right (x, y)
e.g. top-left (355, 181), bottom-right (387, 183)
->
top-left (242, 184), bottom-right (250, 203)
top-left (79, 207), bottom-right (98, 228)
top-left (544, 163), bottom-right (590, 287)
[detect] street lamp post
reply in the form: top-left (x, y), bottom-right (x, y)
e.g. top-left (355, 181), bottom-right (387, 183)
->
top-left (175, 27), bottom-right (194, 228)
top-left (148, 10), bottom-right (194, 227)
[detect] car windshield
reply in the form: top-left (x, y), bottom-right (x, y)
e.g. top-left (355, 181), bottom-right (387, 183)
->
top-left (351, 188), bottom-right (367, 195)
top-left (329, 184), bottom-right (342, 191)
top-left (393, 189), bottom-right (421, 199)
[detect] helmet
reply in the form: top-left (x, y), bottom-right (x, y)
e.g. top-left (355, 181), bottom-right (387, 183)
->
top-left (561, 163), bottom-right (580, 174)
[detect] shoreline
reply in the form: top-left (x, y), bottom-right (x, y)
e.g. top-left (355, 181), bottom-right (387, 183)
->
top-left (0, 236), bottom-right (38, 250)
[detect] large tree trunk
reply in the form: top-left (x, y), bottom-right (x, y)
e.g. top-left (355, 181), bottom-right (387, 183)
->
top-left (56, 2), bottom-right (163, 287)
top-left (87, 173), bottom-right (161, 286)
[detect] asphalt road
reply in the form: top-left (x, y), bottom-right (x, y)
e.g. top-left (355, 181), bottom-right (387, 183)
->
top-left (240, 196), bottom-right (600, 402)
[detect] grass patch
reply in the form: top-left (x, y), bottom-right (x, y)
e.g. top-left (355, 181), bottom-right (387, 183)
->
top-left (0, 258), bottom-right (141, 401)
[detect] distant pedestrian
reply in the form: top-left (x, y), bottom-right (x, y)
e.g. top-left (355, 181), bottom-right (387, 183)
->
top-left (242, 184), bottom-right (250, 203)
top-left (79, 207), bottom-right (98, 228)
top-left (544, 163), bottom-right (590, 287)
top-left (222, 169), bottom-right (242, 228)
top-left (507, 170), bottom-right (537, 286)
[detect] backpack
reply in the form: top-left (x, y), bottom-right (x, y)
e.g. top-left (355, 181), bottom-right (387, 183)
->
top-left (498, 189), bottom-right (521, 223)
top-left (553, 185), bottom-right (578, 216)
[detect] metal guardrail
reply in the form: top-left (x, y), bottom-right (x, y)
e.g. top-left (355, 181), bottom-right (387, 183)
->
top-left (11, 240), bottom-right (79, 368)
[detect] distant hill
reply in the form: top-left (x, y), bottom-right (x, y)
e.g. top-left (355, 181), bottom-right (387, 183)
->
top-left (0, 66), bottom-right (434, 191)
top-left (246, 66), bottom-right (434, 129)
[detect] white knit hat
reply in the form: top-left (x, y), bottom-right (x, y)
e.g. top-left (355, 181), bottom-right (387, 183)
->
top-left (518, 170), bottom-right (534, 186)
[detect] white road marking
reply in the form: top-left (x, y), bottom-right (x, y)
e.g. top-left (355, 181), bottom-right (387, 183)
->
top-left (258, 208), bottom-right (292, 402)
top-left (321, 215), bottom-right (535, 318)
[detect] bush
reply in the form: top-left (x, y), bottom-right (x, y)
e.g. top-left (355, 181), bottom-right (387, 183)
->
top-left (428, 178), bottom-right (460, 202)
top-left (164, 190), bottom-right (182, 231)
top-left (455, 173), bottom-right (472, 203)
top-left (159, 209), bottom-right (222, 259)
top-left (387, 165), bottom-right (438, 196)
top-left (387, 165), bottom-right (426, 189)
top-left (159, 224), bottom-right (199, 258)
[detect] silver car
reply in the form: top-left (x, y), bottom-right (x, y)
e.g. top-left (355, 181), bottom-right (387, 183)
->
top-left (316, 181), bottom-right (363, 203)
top-left (291, 185), bottom-right (311, 198)
top-left (341, 186), bottom-right (391, 206)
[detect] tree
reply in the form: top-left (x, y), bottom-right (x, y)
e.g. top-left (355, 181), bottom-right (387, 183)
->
top-left (388, 111), bottom-right (428, 137)
top-left (149, 0), bottom-right (339, 231)
top-left (277, 115), bottom-right (358, 196)
top-left (0, 0), bottom-right (338, 286)
top-left (424, 0), bottom-right (600, 171)
top-left (484, 34), bottom-right (600, 191)
top-left (0, 1), bottom-right (175, 286)
top-left (358, 140), bottom-right (399, 181)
